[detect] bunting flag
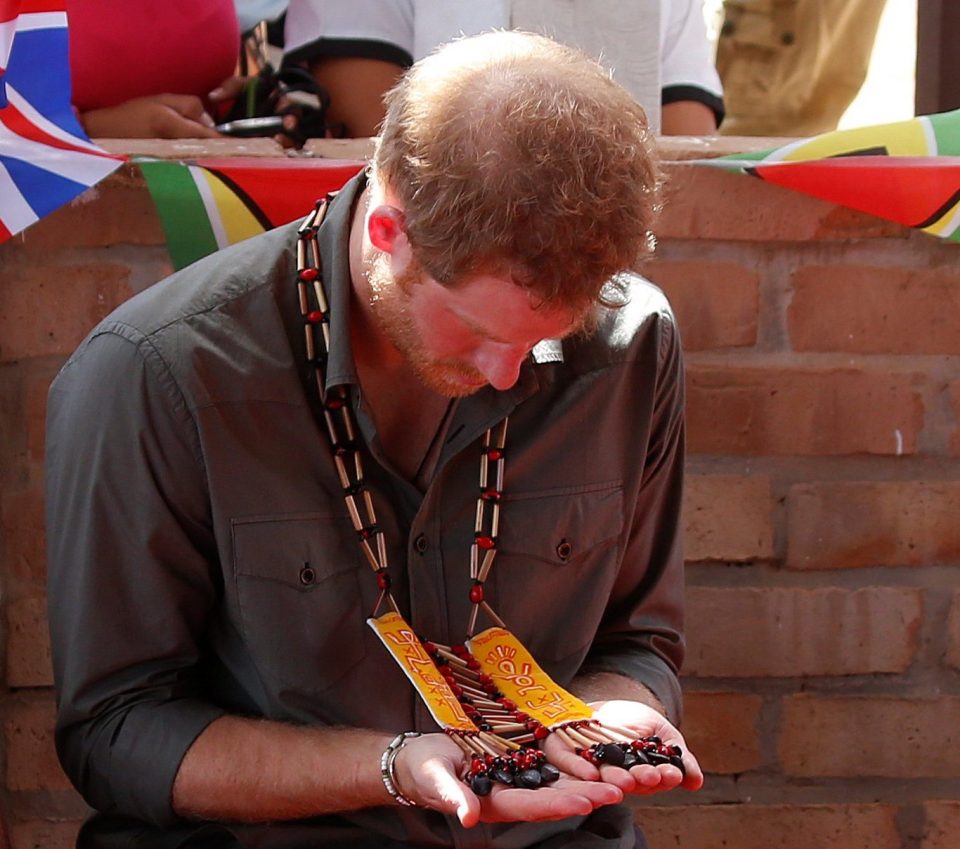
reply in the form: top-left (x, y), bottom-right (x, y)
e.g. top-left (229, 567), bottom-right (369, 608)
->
top-left (700, 109), bottom-right (960, 243)
top-left (138, 157), bottom-right (364, 269)
top-left (0, 0), bottom-right (124, 243)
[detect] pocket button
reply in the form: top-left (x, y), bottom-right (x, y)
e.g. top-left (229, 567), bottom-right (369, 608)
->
top-left (556, 539), bottom-right (573, 562)
top-left (299, 564), bottom-right (316, 585)
top-left (414, 534), bottom-right (428, 554)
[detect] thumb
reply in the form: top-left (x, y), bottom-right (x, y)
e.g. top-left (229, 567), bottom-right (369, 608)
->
top-left (421, 758), bottom-right (480, 827)
top-left (209, 75), bottom-right (249, 102)
top-left (154, 93), bottom-right (216, 126)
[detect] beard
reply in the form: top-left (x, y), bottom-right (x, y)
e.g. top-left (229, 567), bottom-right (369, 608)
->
top-left (365, 252), bottom-right (488, 398)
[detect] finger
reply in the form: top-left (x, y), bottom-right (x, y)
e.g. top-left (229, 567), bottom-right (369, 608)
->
top-left (481, 790), bottom-right (590, 823)
top-left (556, 778), bottom-right (623, 808)
top-left (629, 764), bottom-right (665, 790)
top-left (157, 110), bottom-right (221, 139)
top-left (209, 76), bottom-right (248, 102)
top-left (481, 781), bottom-right (620, 824)
top-left (542, 739), bottom-right (599, 782)
top-left (680, 753), bottom-right (705, 791)
top-left (155, 93), bottom-right (208, 120)
top-left (596, 764), bottom-right (637, 793)
top-left (626, 763), bottom-right (687, 795)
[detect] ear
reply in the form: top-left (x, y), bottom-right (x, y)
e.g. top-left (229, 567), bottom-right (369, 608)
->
top-left (367, 205), bottom-right (407, 254)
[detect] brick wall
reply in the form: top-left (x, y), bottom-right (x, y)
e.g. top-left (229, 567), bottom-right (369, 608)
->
top-left (0, 138), bottom-right (957, 848)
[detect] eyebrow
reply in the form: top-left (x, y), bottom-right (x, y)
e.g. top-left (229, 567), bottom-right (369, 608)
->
top-left (455, 311), bottom-right (512, 345)
top-left (453, 307), bottom-right (584, 347)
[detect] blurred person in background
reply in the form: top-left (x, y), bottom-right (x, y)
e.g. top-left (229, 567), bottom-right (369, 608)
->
top-left (68, 0), bottom-right (239, 138)
top-left (281, 0), bottom-right (725, 136)
top-left (717, 0), bottom-right (887, 136)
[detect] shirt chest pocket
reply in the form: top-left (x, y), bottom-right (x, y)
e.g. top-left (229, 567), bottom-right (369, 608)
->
top-left (491, 482), bottom-right (624, 663)
top-left (230, 513), bottom-right (370, 697)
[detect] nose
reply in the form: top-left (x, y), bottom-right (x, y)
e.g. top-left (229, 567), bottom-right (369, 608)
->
top-left (470, 344), bottom-right (527, 391)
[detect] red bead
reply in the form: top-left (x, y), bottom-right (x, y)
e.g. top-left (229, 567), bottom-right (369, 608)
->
top-left (486, 448), bottom-right (503, 460)
top-left (466, 657), bottom-right (481, 670)
top-left (307, 309), bottom-right (324, 323)
top-left (422, 641), bottom-right (436, 653)
top-left (298, 268), bottom-right (319, 282)
top-left (376, 571), bottom-right (391, 590)
top-left (481, 488), bottom-right (501, 501)
top-left (533, 726), bottom-right (549, 740)
top-left (469, 583), bottom-right (484, 604)
top-left (499, 698), bottom-right (516, 710)
top-left (475, 535), bottom-right (496, 550)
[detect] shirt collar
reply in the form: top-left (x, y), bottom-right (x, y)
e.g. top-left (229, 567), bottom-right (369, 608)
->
top-left (316, 169), bottom-right (366, 390)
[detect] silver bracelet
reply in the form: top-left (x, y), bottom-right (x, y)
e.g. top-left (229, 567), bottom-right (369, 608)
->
top-left (380, 731), bottom-right (421, 807)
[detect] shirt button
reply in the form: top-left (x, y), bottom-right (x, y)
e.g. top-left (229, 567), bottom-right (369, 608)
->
top-left (414, 534), bottom-right (428, 554)
top-left (556, 539), bottom-right (573, 561)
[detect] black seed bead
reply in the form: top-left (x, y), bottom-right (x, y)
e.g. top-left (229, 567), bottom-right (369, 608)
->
top-left (492, 768), bottom-right (514, 786)
top-left (646, 751), bottom-right (671, 766)
top-left (622, 750), bottom-right (639, 769)
top-left (668, 755), bottom-right (686, 775)
top-left (633, 749), bottom-right (653, 766)
top-left (471, 774), bottom-right (493, 796)
top-left (514, 768), bottom-right (543, 789)
top-left (539, 764), bottom-right (561, 784)
top-left (594, 743), bottom-right (626, 767)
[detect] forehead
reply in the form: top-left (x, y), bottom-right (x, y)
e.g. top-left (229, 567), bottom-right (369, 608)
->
top-left (414, 270), bottom-right (582, 343)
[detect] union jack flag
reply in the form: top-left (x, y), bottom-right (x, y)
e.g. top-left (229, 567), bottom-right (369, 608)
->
top-left (0, 0), bottom-right (123, 243)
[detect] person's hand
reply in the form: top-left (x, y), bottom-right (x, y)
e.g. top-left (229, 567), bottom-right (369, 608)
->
top-left (207, 75), bottom-right (250, 115)
top-left (542, 701), bottom-right (704, 796)
top-left (208, 75), bottom-right (300, 148)
top-left (393, 733), bottom-right (623, 828)
top-left (79, 94), bottom-right (221, 139)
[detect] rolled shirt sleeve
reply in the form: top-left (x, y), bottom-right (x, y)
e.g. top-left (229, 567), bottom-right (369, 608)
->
top-left (46, 324), bottom-right (226, 825)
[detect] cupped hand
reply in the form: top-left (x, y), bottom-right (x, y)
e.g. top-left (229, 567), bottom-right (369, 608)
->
top-left (542, 700), bottom-right (704, 796)
top-left (80, 94), bottom-right (222, 139)
top-left (393, 734), bottom-right (623, 828)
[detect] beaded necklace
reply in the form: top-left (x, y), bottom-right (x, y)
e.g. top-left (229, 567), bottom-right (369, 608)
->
top-left (295, 195), bottom-right (683, 793)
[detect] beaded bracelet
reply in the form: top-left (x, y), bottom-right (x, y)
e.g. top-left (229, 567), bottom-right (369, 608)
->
top-left (380, 731), bottom-right (422, 807)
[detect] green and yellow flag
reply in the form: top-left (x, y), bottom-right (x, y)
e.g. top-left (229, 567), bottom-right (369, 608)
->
top-left (702, 108), bottom-right (960, 242)
top-left (138, 157), bottom-right (364, 269)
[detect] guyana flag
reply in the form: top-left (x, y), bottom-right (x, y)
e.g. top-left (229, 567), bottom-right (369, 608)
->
top-left (702, 108), bottom-right (960, 243)
top-left (139, 157), bottom-right (364, 269)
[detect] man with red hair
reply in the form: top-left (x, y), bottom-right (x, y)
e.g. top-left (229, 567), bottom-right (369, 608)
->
top-left (47, 31), bottom-right (702, 849)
